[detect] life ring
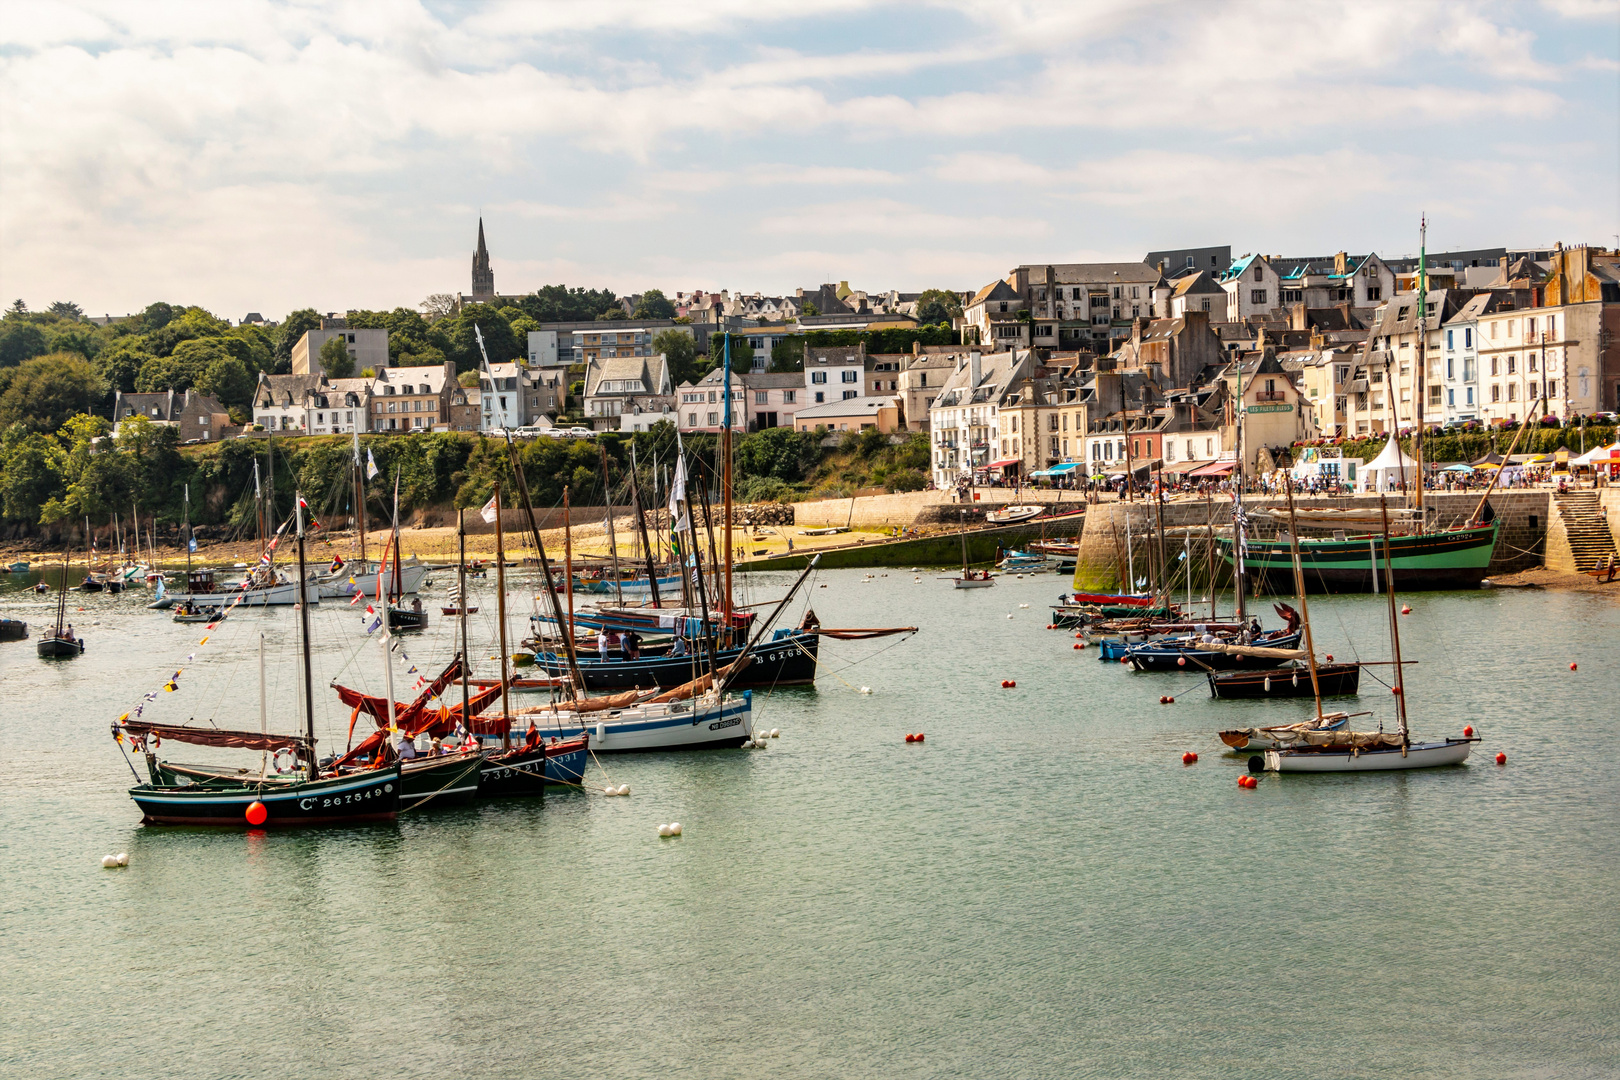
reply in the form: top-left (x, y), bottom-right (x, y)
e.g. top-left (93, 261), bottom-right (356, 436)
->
top-left (273, 748), bottom-right (298, 773)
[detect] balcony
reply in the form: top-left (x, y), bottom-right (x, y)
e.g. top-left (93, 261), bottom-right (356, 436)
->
top-left (1253, 390), bottom-right (1287, 402)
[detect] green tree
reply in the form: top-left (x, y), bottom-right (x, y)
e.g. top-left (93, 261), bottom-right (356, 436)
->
top-left (197, 354), bottom-right (256, 407)
top-left (139, 302), bottom-right (178, 333)
top-left (48, 301), bottom-right (84, 319)
top-left (737, 426), bottom-right (821, 483)
top-left (419, 293), bottom-right (457, 321)
top-left (914, 288), bottom-right (963, 327)
top-left (0, 319), bottom-right (49, 367)
top-left (0, 353), bottom-right (108, 431)
top-left (632, 289), bottom-right (675, 320)
top-left (769, 335), bottom-right (805, 373)
top-left (800, 301), bottom-right (819, 317)
top-left (0, 425), bottom-right (66, 522)
top-left (652, 329), bottom-right (699, 386)
top-left (319, 335), bottom-right (354, 378)
top-left (708, 333), bottom-right (754, 373)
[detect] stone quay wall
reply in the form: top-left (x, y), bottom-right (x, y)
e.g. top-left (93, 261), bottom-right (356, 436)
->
top-left (1072, 491), bottom-right (1549, 591)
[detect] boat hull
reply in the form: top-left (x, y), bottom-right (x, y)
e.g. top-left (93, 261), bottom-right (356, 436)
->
top-left (129, 767), bottom-right (401, 826)
top-left (314, 561), bottom-right (428, 599)
top-left (398, 751), bottom-right (484, 808)
top-left (1220, 523), bottom-right (1498, 593)
top-left (1260, 738), bottom-right (1475, 772)
top-left (954, 577), bottom-right (995, 588)
top-left (388, 607), bottom-right (429, 631)
top-left (508, 695), bottom-right (753, 753)
top-left (37, 636), bottom-right (84, 658)
top-left (1127, 632), bottom-right (1304, 672)
top-left (1209, 663), bottom-right (1361, 699)
top-left (478, 736), bottom-right (589, 796)
top-left (531, 632), bottom-right (818, 690)
top-left (185, 580), bottom-right (308, 606)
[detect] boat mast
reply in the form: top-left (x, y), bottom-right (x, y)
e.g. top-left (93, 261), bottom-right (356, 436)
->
top-left (627, 444), bottom-right (662, 607)
top-left (563, 486), bottom-right (574, 653)
top-left (353, 432), bottom-right (367, 565)
top-left (1231, 360), bottom-right (1250, 632)
top-left (457, 508), bottom-right (470, 723)
top-left (493, 480), bottom-right (511, 749)
top-left (501, 435), bottom-right (585, 693)
top-left (294, 492), bottom-right (317, 780)
top-left (1204, 491), bottom-right (1217, 620)
top-left (1284, 477), bottom-right (1323, 721)
top-left (721, 334), bottom-right (734, 622)
top-left (1379, 496), bottom-right (1408, 745)
top-left (598, 443), bottom-right (624, 605)
top-left (183, 484), bottom-right (192, 583)
top-left (1414, 215), bottom-right (1427, 520)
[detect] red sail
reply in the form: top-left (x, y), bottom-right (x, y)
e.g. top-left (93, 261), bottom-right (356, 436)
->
top-left (120, 721), bottom-right (311, 753)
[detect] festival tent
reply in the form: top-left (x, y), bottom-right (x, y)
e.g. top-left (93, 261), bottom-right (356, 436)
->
top-left (1360, 435), bottom-right (1418, 493)
top-left (1573, 442), bottom-right (1620, 466)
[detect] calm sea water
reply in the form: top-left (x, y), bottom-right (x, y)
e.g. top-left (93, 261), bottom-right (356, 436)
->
top-left (0, 563), bottom-right (1615, 1079)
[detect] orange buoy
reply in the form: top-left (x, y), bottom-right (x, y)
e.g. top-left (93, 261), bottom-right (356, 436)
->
top-left (1463, 725), bottom-right (1474, 737)
top-left (1074, 632), bottom-right (1083, 639)
top-left (1401, 605), bottom-right (1411, 615)
top-left (1006, 680), bottom-right (1016, 688)
top-left (1176, 657), bottom-right (1186, 667)
top-left (1158, 696), bottom-right (1167, 704)
top-left (1570, 662), bottom-right (1578, 671)
top-left (1073, 643), bottom-right (1083, 650)
top-left (1165, 696), bottom-right (1174, 704)
top-left (1392, 686), bottom-right (1402, 695)
top-left (1325, 654), bottom-right (1333, 662)
top-left (915, 733), bottom-right (924, 742)
top-left (904, 733), bottom-right (915, 742)
top-left (1182, 751), bottom-right (1197, 765)
top-left (245, 801), bottom-right (268, 826)
top-left (1238, 775), bottom-right (1255, 789)
top-left (1495, 752), bottom-right (1506, 765)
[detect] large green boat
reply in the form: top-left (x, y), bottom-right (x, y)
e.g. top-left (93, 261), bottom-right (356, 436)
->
top-left (1218, 521), bottom-right (1498, 593)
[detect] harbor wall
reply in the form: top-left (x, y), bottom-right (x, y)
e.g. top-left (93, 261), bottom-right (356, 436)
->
top-left (792, 488), bottom-right (1087, 529)
top-left (1071, 491), bottom-right (1549, 591)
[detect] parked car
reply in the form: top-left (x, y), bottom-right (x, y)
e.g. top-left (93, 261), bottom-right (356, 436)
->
top-left (564, 427), bottom-right (592, 438)
top-left (1588, 412), bottom-right (1618, 425)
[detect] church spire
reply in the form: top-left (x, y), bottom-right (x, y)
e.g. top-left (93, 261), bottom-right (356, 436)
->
top-left (471, 217), bottom-right (494, 299)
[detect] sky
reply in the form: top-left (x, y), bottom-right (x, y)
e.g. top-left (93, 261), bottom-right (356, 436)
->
top-left (2, 0), bottom-right (1618, 322)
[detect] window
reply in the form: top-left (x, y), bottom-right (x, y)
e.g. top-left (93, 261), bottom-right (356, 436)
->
top-left (1447, 357), bottom-right (1454, 379)
top-left (1250, 289), bottom-right (1266, 304)
top-left (811, 372), bottom-right (827, 384)
top-left (316, 412), bottom-right (324, 424)
top-left (783, 390), bottom-right (795, 403)
top-left (1446, 330), bottom-right (1453, 349)
top-left (1206, 438), bottom-right (1214, 456)
top-left (1050, 436), bottom-right (1059, 455)
top-left (1548, 315), bottom-right (1557, 338)
top-left (842, 390), bottom-right (857, 400)
top-left (1112, 286), bottom-right (1121, 299)
top-left (1447, 388), bottom-right (1455, 406)
top-left (1201, 299), bottom-right (1211, 312)
top-left (1491, 385), bottom-right (1501, 403)
top-left (687, 413), bottom-right (696, 426)
top-left (1467, 387), bottom-right (1474, 405)
top-left (1366, 287), bottom-right (1382, 301)
top-left (1490, 357), bottom-right (1499, 376)
top-left (841, 370), bottom-right (859, 383)
top-left (1548, 380), bottom-right (1557, 397)
top-left (1529, 355), bottom-right (1538, 373)
top-left (1507, 356), bottom-right (1516, 375)
top-left (1429, 385), bottom-right (1442, 406)
top-left (707, 412), bottom-right (718, 425)
top-left (1048, 414), bottom-right (1058, 432)
top-left (814, 391), bottom-right (824, 403)
top-left (1130, 286), bottom-right (1140, 299)
top-left (755, 391), bottom-right (768, 404)
top-left (1507, 384), bottom-right (1517, 402)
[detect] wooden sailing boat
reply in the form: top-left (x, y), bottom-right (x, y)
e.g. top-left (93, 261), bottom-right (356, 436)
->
top-left (37, 543), bottom-right (83, 658)
top-left (120, 495), bottom-right (403, 826)
top-left (1252, 496), bottom-right (1479, 772)
top-left (383, 475), bottom-right (427, 632)
top-left (954, 509), bottom-right (994, 587)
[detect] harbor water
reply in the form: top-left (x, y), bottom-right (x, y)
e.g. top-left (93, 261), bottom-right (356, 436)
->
top-left (1, 567), bottom-right (1616, 1078)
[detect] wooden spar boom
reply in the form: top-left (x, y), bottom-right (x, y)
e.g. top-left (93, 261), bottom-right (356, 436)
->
top-left (1284, 476), bottom-right (1324, 721)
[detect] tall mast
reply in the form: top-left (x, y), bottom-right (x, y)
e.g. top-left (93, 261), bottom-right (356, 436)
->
top-left (294, 492), bottom-right (317, 780)
top-left (1380, 496), bottom-right (1408, 744)
top-left (1414, 215), bottom-right (1427, 518)
top-left (721, 333), bottom-right (735, 626)
top-left (599, 443), bottom-right (624, 605)
top-left (253, 458), bottom-right (263, 559)
top-left (627, 443), bottom-right (662, 607)
top-left (457, 508), bottom-right (470, 724)
top-left (1284, 477), bottom-right (1323, 721)
top-left (353, 431), bottom-right (367, 564)
top-left (563, 486), bottom-right (575, 652)
top-left (1231, 361), bottom-right (1249, 631)
top-left (183, 483), bottom-right (192, 581)
top-left (502, 435), bottom-right (585, 693)
top-left (493, 481), bottom-right (511, 749)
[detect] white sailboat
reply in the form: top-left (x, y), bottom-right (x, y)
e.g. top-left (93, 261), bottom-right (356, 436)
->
top-left (1255, 494), bottom-right (1477, 774)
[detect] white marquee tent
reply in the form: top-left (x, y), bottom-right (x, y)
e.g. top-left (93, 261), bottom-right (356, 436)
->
top-left (1360, 435), bottom-right (1418, 493)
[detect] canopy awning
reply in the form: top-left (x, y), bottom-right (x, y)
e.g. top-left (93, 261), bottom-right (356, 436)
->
top-left (1366, 435), bottom-right (1418, 471)
top-left (1573, 443), bottom-right (1620, 465)
top-left (1188, 460), bottom-right (1237, 477)
top-left (985, 458), bottom-right (1021, 469)
top-left (1441, 463), bottom-right (1474, 472)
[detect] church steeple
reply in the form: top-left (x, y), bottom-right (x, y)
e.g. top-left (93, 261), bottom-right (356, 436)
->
top-left (471, 217), bottom-right (494, 300)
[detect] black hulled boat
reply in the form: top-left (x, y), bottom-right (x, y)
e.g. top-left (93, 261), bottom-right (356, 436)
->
top-left (1207, 662), bottom-right (1361, 699)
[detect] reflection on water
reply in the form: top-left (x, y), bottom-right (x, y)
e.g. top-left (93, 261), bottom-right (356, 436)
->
top-left (1, 567), bottom-right (1616, 1078)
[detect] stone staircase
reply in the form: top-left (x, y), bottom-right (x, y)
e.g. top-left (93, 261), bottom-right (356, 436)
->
top-left (1551, 492), bottom-right (1619, 572)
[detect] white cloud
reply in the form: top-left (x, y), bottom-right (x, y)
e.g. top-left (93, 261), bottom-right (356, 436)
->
top-left (0, 0), bottom-right (1613, 314)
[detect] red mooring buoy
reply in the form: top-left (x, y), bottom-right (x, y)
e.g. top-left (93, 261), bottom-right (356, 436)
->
top-left (1570, 662), bottom-right (1578, 671)
top-left (1495, 752), bottom-right (1507, 765)
top-left (1182, 751), bottom-right (1197, 765)
top-left (1463, 725), bottom-right (1474, 738)
top-left (245, 801), bottom-right (268, 826)
top-left (915, 733), bottom-right (924, 743)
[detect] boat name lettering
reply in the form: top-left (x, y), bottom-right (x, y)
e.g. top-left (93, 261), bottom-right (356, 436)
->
top-left (708, 717), bottom-right (741, 731)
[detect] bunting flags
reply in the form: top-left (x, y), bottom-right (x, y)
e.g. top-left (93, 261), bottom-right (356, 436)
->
top-left (330, 555), bottom-right (344, 573)
top-left (298, 495), bottom-right (323, 532)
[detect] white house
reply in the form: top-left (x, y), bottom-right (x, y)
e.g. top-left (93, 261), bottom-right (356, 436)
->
top-left (480, 361), bottom-right (525, 432)
top-left (803, 343), bottom-right (868, 408)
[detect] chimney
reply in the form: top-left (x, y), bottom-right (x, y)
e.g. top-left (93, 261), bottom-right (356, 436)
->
top-left (912, 341), bottom-right (920, 355)
top-left (970, 350), bottom-right (982, 387)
